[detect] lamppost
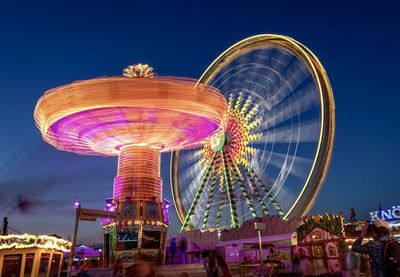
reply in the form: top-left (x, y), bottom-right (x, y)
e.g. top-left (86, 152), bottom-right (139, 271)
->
top-left (253, 221), bottom-right (266, 263)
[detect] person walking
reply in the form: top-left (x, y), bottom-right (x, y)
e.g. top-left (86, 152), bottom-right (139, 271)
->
top-left (344, 247), bottom-right (361, 277)
top-left (179, 235), bottom-right (188, 264)
top-left (169, 237), bottom-right (177, 264)
top-left (352, 219), bottom-right (400, 277)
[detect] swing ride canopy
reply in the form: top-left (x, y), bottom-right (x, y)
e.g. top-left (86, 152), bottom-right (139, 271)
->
top-left (34, 76), bottom-right (228, 156)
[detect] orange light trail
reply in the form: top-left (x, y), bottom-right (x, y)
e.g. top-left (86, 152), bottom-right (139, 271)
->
top-left (34, 77), bottom-right (227, 155)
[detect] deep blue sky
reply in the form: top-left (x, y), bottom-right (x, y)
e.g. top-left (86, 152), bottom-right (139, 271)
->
top-left (0, 1), bottom-right (399, 244)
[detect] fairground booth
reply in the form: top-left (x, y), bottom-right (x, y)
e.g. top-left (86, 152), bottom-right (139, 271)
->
top-left (102, 197), bottom-right (169, 266)
top-left (182, 215), bottom-right (300, 274)
top-left (293, 214), bottom-right (345, 276)
top-left (0, 234), bottom-right (71, 277)
top-left (181, 214), bottom-right (346, 276)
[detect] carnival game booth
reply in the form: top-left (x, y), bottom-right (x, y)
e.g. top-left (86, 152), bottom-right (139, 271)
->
top-left (292, 214), bottom-right (345, 276)
top-left (0, 234), bottom-right (71, 277)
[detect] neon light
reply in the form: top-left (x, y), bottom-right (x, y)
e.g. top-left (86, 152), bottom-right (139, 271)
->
top-left (74, 196), bottom-right (80, 209)
top-left (180, 153), bottom-right (216, 232)
top-left (221, 150), bottom-right (239, 229)
top-left (34, 77), bottom-right (227, 155)
top-left (370, 205), bottom-right (400, 223)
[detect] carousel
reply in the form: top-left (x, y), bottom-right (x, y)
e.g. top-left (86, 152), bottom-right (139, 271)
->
top-left (0, 233), bottom-right (71, 277)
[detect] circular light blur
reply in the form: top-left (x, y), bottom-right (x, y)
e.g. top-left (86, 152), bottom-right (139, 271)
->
top-left (35, 77), bottom-right (227, 155)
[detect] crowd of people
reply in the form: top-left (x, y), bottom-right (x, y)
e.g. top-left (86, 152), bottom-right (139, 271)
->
top-left (70, 237), bottom-right (231, 277)
top-left (74, 219), bottom-right (400, 277)
top-left (110, 251), bottom-right (231, 277)
top-left (168, 235), bottom-right (232, 276)
top-left (168, 235), bottom-right (187, 264)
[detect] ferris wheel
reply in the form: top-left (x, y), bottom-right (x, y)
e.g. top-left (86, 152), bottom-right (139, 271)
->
top-left (171, 35), bottom-right (335, 232)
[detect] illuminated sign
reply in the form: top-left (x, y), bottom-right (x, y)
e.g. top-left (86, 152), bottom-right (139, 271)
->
top-left (80, 208), bottom-right (117, 219)
top-left (370, 205), bottom-right (400, 223)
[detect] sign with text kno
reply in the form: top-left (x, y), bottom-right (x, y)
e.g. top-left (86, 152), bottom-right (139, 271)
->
top-left (370, 205), bottom-right (400, 224)
top-left (79, 208), bottom-right (117, 222)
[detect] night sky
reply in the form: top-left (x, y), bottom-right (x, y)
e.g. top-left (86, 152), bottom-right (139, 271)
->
top-left (0, 1), bottom-right (399, 244)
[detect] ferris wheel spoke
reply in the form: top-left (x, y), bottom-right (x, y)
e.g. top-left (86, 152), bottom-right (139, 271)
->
top-left (234, 171), bottom-right (258, 220)
top-left (180, 158), bottom-right (202, 188)
top-left (227, 164), bottom-right (248, 225)
top-left (180, 152), bottom-right (216, 232)
top-left (220, 150), bottom-right (239, 230)
top-left (261, 83), bottom-right (319, 131)
top-left (180, 151), bottom-right (217, 207)
top-left (260, 53), bottom-right (310, 104)
top-left (244, 102), bottom-right (259, 122)
top-left (211, 63), bottom-right (253, 88)
top-left (247, 167), bottom-right (285, 217)
top-left (254, 119), bottom-right (320, 145)
top-left (234, 92), bottom-right (244, 111)
top-left (215, 63), bottom-right (272, 91)
top-left (194, 185), bottom-right (211, 229)
top-left (225, 151), bottom-right (258, 219)
top-left (239, 95), bottom-right (253, 115)
top-left (181, 148), bottom-right (205, 166)
top-left (181, 167), bottom-right (205, 207)
top-left (238, 73), bottom-right (292, 114)
top-left (215, 177), bottom-right (226, 227)
top-left (242, 166), bottom-right (270, 216)
top-left (260, 150), bottom-right (312, 181)
top-left (201, 172), bottom-right (218, 230)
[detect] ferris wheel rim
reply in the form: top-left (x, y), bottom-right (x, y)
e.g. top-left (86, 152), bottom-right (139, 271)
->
top-left (171, 34), bottom-right (335, 227)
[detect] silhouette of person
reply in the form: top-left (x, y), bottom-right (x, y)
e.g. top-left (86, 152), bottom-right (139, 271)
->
top-left (169, 237), bottom-right (176, 264)
top-left (179, 235), bottom-right (188, 264)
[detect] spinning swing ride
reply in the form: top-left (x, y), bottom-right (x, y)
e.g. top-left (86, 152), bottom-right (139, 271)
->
top-left (34, 65), bottom-right (227, 258)
top-left (171, 34), bottom-right (335, 232)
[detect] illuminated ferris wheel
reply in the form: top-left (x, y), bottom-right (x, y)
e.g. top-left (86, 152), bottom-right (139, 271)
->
top-left (171, 35), bottom-right (335, 232)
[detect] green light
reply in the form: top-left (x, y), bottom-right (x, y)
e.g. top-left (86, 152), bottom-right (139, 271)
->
top-left (211, 133), bottom-right (225, 152)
